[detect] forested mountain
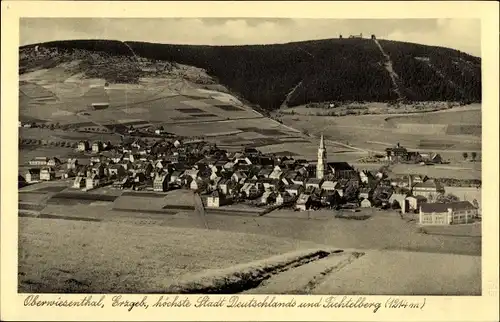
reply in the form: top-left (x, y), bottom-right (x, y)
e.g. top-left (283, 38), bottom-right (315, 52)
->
top-left (20, 38), bottom-right (481, 110)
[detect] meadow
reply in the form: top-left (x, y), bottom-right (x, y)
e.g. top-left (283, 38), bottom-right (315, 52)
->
top-left (18, 217), bottom-right (322, 293)
top-left (25, 197), bottom-right (481, 257)
top-left (280, 106), bottom-right (481, 158)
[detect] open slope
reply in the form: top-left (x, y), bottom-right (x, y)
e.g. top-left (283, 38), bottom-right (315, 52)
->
top-left (20, 38), bottom-right (481, 111)
top-left (18, 217), bottom-right (480, 294)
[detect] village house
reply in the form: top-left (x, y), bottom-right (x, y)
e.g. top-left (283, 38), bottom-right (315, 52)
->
top-left (373, 185), bottom-right (393, 203)
top-left (184, 169), bottom-right (200, 181)
top-left (390, 177), bottom-right (408, 188)
top-left (207, 190), bottom-right (228, 208)
top-left (306, 178), bottom-right (324, 190)
top-left (169, 170), bottom-right (182, 185)
top-left (208, 176), bottom-right (222, 192)
top-left (260, 191), bottom-right (276, 204)
top-left (40, 167), bottom-right (55, 181)
top-left (284, 170), bottom-right (298, 180)
top-left (155, 128), bottom-right (168, 135)
top-left (101, 151), bottom-right (123, 163)
top-left (412, 179), bottom-right (445, 200)
top-left (268, 165), bottom-right (284, 180)
top-left (260, 178), bottom-right (280, 191)
top-left (153, 172), bottom-right (170, 192)
top-left (29, 156), bottom-right (49, 166)
top-left (92, 141), bottom-right (104, 153)
top-left (131, 139), bottom-right (147, 149)
top-left (108, 164), bottom-right (126, 178)
top-left (327, 162), bottom-right (357, 179)
top-left (77, 140), bottom-right (90, 152)
top-left (406, 195), bottom-right (428, 212)
top-left (291, 175), bottom-right (306, 186)
top-left (90, 155), bottom-right (106, 164)
top-left (281, 177), bottom-right (294, 186)
top-left (359, 187), bottom-right (374, 200)
top-left (335, 182), bottom-right (347, 197)
top-left (241, 182), bottom-right (261, 199)
top-left (360, 198), bottom-right (372, 208)
top-left (91, 163), bottom-right (106, 177)
top-left (113, 176), bottom-right (132, 190)
top-left (359, 170), bottom-right (375, 185)
top-left (385, 143), bottom-right (409, 162)
top-left (56, 168), bottom-right (74, 180)
top-left (420, 153), bottom-right (443, 164)
top-left (86, 174), bottom-right (103, 190)
top-left (231, 171), bottom-right (247, 184)
top-left (217, 178), bottom-right (233, 195)
top-left (419, 201), bottom-right (478, 225)
top-left (154, 159), bottom-right (169, 170)
top-left (321, 180), bottom-right (337, 191)
top-left (67, 158), bottom-right (78, 170)
top-left (389, 193), bottom-right (409, 213)
top-left (407, 152), bottom-right (423, 163)
top-left (190, 179), bottom-right (206, 192)
top-left (321, 190), bottom-right (342, 207)
top-left (222, 161), bottom-right (235, 171)
top-left (295, 193), bottom-right (312, 211)
top-left (119, 160), bottom-right (133, 171)
top-left (72, 175), bottom-right (85, 189)
top-left (209, 164), bottom-right (223, 180)
top-left (25, 168), bottom-right (41, 183)
top-left (257, 167), bottom-right (273, 178)
top-left (134, 162), bottom-right (154, 178)
top-left (275, 191), bottom-right (294, 206)
top-left (47, 157), bottom-right (61, 167)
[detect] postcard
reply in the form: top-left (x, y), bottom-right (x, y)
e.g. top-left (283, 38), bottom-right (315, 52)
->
top-left (1, 1), bottom-right (499, 321)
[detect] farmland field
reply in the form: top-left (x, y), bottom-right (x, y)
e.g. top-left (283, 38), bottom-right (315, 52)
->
top-left (280, 105), bottom-right (481, 152)
top-left (19, 200), bottom-right (481, 257)
top-left (19, 65), bottom-right (317, 159)
top-left (18, 217), bottom-right (321, 293)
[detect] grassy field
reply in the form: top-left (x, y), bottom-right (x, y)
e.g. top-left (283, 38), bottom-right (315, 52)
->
top-left (18, 217), bottom-right (322, 293)
top-left (25, 202), bottom-right (481, 257)
top-left (352, 162), bottom-right (482, 180)
top-left (18, 146), bottom-right (75, 175)
top-left (19, 66), bottom-right (310, 157)
top-left (280, 106), bottom-right (481, 153)
top-left (444, 186), bottom-right (482, 207)
top-left (310, 250), bottom-right (481, 295)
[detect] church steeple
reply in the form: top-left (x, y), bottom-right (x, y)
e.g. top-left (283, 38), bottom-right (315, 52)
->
top-left (317, 133), bottom-right (327, 179)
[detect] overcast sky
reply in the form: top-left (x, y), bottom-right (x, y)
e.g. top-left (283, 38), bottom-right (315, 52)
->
top-left (20, 18), bottom-right (481, 57)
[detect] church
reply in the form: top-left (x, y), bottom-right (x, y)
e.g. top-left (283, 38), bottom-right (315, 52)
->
top-left (315, 134), bottom-right (357, 180)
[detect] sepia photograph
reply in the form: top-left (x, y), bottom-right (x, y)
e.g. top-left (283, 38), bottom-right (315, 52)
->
top-left (15, 16), bottom-right (484, 296)
top-left (2, 2), bottom-right (498, 320)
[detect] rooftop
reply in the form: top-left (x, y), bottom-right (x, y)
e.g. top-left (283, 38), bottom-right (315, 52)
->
top-left (420, 201), bottom-right (476, 213)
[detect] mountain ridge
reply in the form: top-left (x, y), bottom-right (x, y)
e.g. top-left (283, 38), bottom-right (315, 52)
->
top-left (19, 38), bottom-right (482, 110)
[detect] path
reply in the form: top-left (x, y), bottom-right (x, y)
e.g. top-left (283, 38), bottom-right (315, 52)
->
top-left (373, 39), bottom-right (405, 101)
top-left (193, 191), bottom-right (209, 229)
top-left (121, 41), bottom-right (140, 61)
top-left (280, 81), bottom-right (303, 109)
top-left (236, 249), bottom-right (480, 295)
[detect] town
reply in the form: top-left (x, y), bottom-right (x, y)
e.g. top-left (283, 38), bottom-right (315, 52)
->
top-left (21, 128), bottom-right (481, 226)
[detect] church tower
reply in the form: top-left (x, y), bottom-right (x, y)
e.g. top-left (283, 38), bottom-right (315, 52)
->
top-left (317, 134), bottom-right (327, 179)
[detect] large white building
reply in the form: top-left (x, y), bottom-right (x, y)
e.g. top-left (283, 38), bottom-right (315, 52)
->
top-left (419, 201), bottom-right (478, 225)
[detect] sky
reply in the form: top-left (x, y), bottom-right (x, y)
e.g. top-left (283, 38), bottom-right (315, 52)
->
top-left (20, 18), bottom-right (481, 57)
